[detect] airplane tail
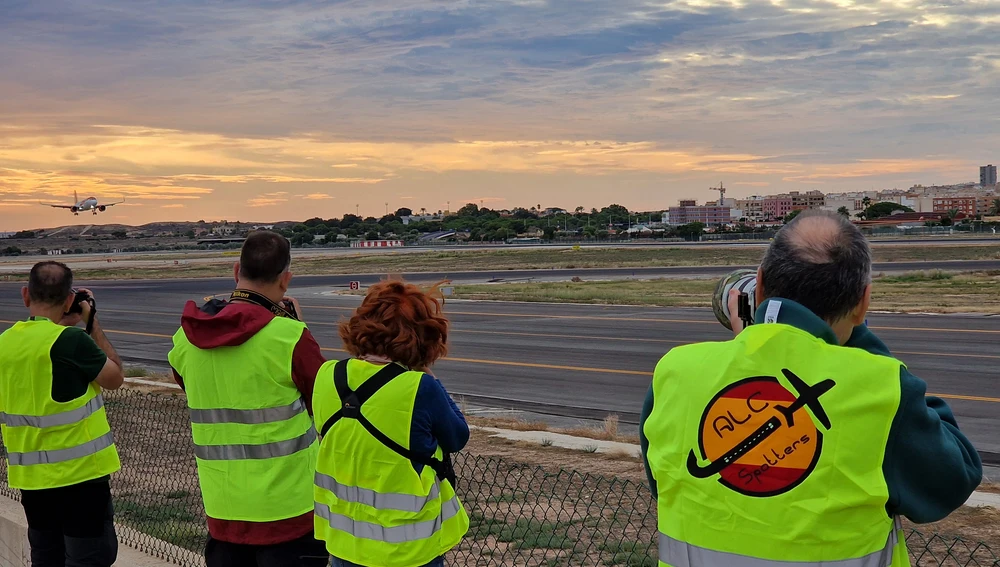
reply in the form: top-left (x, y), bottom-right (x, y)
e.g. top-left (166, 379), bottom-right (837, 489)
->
top-left (74, 190), bottom-right (78, 204)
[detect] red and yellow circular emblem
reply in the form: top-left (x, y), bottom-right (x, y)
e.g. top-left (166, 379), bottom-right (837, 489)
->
top-left (693, 376), bottom-right (824, 497)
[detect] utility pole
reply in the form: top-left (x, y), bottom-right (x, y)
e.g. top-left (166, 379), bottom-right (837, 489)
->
top-left (356, 204), bottom-right (359, 217)
top-left (385, 202), bottom-right (388, 216)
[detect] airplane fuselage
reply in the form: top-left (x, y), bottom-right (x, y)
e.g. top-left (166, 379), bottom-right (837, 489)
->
top-left (76, 198), bottom-right (99, 211)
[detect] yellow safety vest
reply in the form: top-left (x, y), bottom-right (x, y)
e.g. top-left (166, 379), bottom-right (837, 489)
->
top-left (645, 320), bottom-right (910, 567)
top-left (168, 316), bottom-right (319, 521)
top-left (0, 318), bottom-right (120, 490)
top-left (313, 359), bottom-right (469, 567)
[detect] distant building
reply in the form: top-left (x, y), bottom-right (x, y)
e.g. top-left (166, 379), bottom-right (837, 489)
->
top-left (762, 196), bottom-right (793, 221)
top-left (401, 214), bottom-right (443, 225)
top-left (0, 232), bottom-right (15, 239)
top-left (982, 165), bottom-right (998, 187)
top-left (788, 191), bottom-right (825, 211)
top-left (735, 197), bottom-right (765, 222)
top-left (667, 200), bottom-right (738, 226)
top-left (933, 196), bottom-right (978, 216)
top-left (351, 240), bottom-right (404, 248)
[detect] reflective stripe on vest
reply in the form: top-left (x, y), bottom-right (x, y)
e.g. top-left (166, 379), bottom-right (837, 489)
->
top-left (659, 523), bottom-right (898, 567)
top-left (189, 398), bottom-right (307, 425)
top-left (194, 427), bottom-right (317, 461)
top-left (0, 395), bottom-right (105, 428)
top-left (315, 472), bottom-right (441, 513)
top-left (7, 431), bottom-right (116, 466)
top-left (315, 495), bottom-right (462, 544)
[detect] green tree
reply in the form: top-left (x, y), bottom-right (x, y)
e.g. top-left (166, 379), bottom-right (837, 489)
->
top-left (457, 203), bottom-right (479, 217)
top-left (837, 206), bottom-right (850, 217)
top-left (863, 202), bottom-right (914, 220)
top-left (365, 230), bottom-right (380, 241)
top-left (861, 196), bottom-right (873, 209)
top-left (111, 230), bottom-right (127, 239)
top-left (784, 210), bottom-right (802, 223)
top-left (676, 222), bottom-right (705, 241)
top-left (543, 227), bottom-right (556, 241)
top-left (990, 199), bottom-right (1000, 216)
top-left (395, 207), bottom-right (413, 217)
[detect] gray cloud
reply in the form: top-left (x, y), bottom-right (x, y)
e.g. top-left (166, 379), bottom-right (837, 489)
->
top-left (0, 0), bottom-right (997, 182)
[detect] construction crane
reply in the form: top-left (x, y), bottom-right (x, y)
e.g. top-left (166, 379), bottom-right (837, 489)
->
top-left (710, 182), bottom-right (726, 205)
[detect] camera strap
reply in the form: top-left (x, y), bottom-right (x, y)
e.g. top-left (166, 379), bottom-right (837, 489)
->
top-left (229, 289), bottom-right (299, 320)
top-left (85, 298), bottom-right (97, 335)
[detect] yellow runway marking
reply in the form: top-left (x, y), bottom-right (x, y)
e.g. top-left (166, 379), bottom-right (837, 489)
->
top-left (1, 320), bottom-right (997, 403)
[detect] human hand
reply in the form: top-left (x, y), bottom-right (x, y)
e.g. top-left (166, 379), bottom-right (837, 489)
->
top-left (60, 289), bottom-right (93, 327)
top-left (282, 296), bottom-right (303, 321)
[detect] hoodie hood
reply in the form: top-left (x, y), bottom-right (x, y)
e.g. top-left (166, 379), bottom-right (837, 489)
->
top-left (180, 299), bottom-right (275, 349)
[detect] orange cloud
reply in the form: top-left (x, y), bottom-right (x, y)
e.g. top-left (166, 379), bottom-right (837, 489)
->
top-left (781, 158), bottom-right (968, 182)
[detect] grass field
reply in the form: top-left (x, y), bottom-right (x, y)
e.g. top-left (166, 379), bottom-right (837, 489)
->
top-left (2, 243), bottom-right (1000, 280)
top-left (451, 270), bottom-right (1000, 314)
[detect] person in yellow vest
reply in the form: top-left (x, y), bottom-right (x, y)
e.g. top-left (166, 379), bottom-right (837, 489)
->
top-left (641, 210), bottom-right (983, 567)
top-left (0, 261), bottom-right (124, 567)
top-left (168, 231), bottom-right (328, 567)
top-left (313, 280), bottom-right (470, 567)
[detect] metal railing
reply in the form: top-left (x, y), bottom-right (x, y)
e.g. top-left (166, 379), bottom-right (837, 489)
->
top-left (1, 389), bottom-right (997, 566)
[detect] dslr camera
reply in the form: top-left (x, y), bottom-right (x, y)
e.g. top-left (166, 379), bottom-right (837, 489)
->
top-left (711, 269), bottom-right (759, 330)
top-left (65, 289), bottom-right (93, 315)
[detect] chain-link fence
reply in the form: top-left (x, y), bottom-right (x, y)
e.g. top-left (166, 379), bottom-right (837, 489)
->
top-left (1, 388), bottom-right (998, 567)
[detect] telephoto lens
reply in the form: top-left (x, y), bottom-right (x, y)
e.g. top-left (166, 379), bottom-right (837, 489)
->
top-left (711, 269), bottom-right (759, 330)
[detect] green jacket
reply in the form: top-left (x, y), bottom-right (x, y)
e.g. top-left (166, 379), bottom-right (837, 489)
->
top-left (639, 298), bottom-right (983, 523)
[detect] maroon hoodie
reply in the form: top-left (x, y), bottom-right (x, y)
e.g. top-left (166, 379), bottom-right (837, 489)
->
top-left (171, 299), bottom-right (326, 546)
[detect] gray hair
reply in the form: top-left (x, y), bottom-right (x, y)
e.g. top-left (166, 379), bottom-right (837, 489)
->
top-left (759, 210), bottom-right (872, 322)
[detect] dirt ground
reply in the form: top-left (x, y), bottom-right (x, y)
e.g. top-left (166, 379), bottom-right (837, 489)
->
top-left (74, 388), bottom-right (1000, 567)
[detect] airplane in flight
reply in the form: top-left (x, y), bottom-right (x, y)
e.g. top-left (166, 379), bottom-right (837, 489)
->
top-left (40, 191), bottom-right (125, 215)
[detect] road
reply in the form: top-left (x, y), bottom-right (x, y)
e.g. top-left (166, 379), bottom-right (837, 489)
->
top-left (0, 275), bottom-right (997, 467)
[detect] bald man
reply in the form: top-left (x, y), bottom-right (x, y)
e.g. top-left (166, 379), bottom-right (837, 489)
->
top-left (641, 210), bottom-right (981, 567)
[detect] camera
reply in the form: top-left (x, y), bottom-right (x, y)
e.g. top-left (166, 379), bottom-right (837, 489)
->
top-left (65, 289), bottom-right (92, 315)
top-left (712, 269), bottom-right (759, 330)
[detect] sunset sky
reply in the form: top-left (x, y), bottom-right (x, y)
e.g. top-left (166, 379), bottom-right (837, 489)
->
top-left (1, 0), bottom-right (998, 230)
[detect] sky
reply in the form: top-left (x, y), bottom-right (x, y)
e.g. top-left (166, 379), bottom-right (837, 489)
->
top-left (1, 0), bottom-right (998, 230)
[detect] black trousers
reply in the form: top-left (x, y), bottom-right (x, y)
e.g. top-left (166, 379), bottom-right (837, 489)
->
top-left (205, 533), bottom-right (329, 567)
top-left (21, 479), bottom-right (118, 567)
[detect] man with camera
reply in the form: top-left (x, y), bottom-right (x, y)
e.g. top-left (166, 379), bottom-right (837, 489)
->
top-left (641, 210), bottom-right (982, 566)
top-left (168, 230), bottom-right (328, 566)
top-left (0, 261), bottom-right (124, 567)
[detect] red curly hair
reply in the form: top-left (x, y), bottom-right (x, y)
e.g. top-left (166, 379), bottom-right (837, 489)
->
top-left (339, 280), bottom-right (449, 370)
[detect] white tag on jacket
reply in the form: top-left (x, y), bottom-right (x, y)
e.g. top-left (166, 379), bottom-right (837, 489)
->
top-left (763, 301), bottom-right (782, 324)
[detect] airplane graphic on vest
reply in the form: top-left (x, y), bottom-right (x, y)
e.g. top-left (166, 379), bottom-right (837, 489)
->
top-left (687, 369), bottom-right (836, 497)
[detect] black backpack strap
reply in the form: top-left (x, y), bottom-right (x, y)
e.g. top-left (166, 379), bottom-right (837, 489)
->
top-left (319, 359), bottom-right (456, 486)
top-left (320, 360), bottom-right (408, 435)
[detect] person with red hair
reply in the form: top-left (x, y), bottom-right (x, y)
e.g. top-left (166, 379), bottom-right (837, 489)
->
top-left (312, 281), bottom-right (470, 567)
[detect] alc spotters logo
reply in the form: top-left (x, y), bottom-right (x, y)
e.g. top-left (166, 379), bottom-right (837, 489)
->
top-left (686, 370), bottom-right (836, 497)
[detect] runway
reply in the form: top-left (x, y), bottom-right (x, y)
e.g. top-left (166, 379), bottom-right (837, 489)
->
top-left (0, 276), bottom-right (998, 465)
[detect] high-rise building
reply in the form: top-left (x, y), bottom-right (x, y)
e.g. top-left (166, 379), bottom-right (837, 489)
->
top-left (981, 165), bottom-right (997, 187)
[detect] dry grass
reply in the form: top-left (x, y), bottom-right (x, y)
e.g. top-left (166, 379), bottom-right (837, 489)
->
top-left (4, 243), bottom-right (1000, 281)
top-left (469, 415), bottom-right (551, 432)
top-left (978, 482), bottom-right (1000, 495)
top-left (453, 270), bottom-right (1000, 313)
top-left (468, 414), bottom-right (640, 445)
top-left (907, 505), bottom-right (1000, 552)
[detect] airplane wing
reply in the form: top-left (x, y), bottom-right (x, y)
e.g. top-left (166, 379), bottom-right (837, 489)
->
top-left (102, 198), bottom-right (126, 207)
top-left (39, 202), bottom-right (76, 209)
